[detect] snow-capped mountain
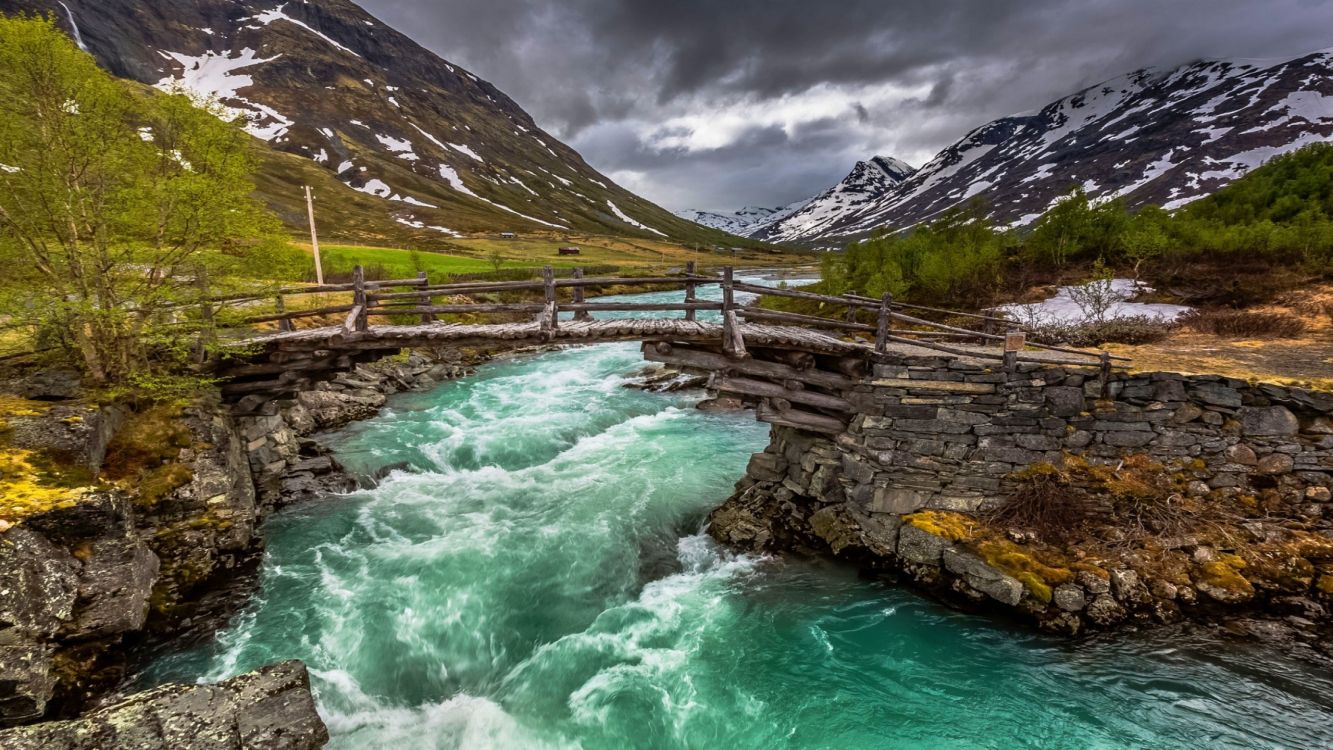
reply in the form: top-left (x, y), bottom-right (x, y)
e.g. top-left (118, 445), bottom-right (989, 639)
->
top-left (750, 156), bottom-right (915, 242)
top-left (767, 50), bottom-right (1333, 243)
top-left (675, 202), bottom-right (806, 235)
top-left (8, 0), bottom-right (741, 244)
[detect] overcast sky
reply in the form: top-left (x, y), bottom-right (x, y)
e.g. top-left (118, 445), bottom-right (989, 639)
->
top-left (359, 0), bottom-right (1333, 213)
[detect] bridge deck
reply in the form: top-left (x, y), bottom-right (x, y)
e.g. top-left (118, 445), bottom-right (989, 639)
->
top-left (244, 319), bottom-right (872, 356)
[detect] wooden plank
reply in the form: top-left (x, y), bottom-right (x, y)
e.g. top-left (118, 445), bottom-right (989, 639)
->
top-left (710, 375), bottom-right (852, 411)
top-left (755, 401), bottom-right (846, 434)
top-left (641, 343), bottom-right (853, 389)
top-left (365, 303), bottom-right (546, 315)
top-left (732, 281), bottom-right (879, 310)
top-left (738, 306), bottom-right (874, 332)
top-left (561, 302), bottom-right (722, 313)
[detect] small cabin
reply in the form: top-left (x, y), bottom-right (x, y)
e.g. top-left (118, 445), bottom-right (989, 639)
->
top-left (499, 231), bottom-right (516, 239)
top-left (557, 246), bottom-right (581, 256)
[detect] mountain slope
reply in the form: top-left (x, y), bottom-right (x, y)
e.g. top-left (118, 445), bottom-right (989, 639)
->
top-left (8, 0), bottom-right (752, 247)
top-left (771, 50), bottom-right (1333, 243)
top-left (750, 156), bottom-right (914, 242)
top-left (674, 202), bottom-right (806, 235)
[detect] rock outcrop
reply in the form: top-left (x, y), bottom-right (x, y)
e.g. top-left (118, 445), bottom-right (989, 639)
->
top-left (709, 350), bottom-right (1333, 635)
top-left (0, 346), bottom-right (484, 728)
top-left (0, 661), bottom-right (328, 750)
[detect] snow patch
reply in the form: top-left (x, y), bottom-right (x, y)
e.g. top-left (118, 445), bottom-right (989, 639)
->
top-left (996, 279), bottom-right (1191, 326)
top-left (448, 143), bottom-right (484, 162)
top-left (606, 200), bottom-right (667, 236)
top-left (154, 49), bottom-right (293, 142)
top-left (246, 4), bottom-right (360, 57)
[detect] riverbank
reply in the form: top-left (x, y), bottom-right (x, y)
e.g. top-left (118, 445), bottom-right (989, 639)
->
top-left (0, 344), bottom-right (514, 740)
top-left (707, 349), bottom-right (1333, 642)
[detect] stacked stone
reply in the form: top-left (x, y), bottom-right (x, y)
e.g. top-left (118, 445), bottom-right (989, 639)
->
top-left (712, 351), bottom-right (1333, 634)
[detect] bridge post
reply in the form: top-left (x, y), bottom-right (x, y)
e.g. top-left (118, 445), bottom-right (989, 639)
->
top-left (875, 292), bottom-right (893, 354)
top-left (571, 268), bottom-right (592, 321)
top-left (846, 291), bottom-right (858, 324)
top-left (417, 271), bottom-right (434, 324)
top-left (1003, 329), bottom-right (1023, 372)
top-left (684, 261), bottom-right (697, 322)
top-left (352, 265), bottom-right (368, 332)
top-left (721, 266), bottom-right (747, 358)
top-left (541, 265), bottom-right (558, 334)
top-left (275, 295), bottom-right (293, 332)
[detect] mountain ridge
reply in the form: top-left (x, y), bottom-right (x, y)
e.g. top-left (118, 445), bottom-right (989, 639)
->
top-left (6, 0), bottom-right (755, 248)
top-left (741, 50), bottom-right (1333, 243)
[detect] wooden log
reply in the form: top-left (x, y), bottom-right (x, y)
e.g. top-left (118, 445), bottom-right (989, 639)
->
top-left (827, 356), bottom-right (867, 379)
top-left (755, 401), bottom-right (846, 434)
top-left (845, 293), bottom-right (1015, 325)
top-left (710, 375), bottom-right (852, 411)
top-left (542, 265), bottom-right (558, 332)
top-left (365, 303), bottom-right (546, 315)
top-left (684, 261), bottom-right (697, 322)
top-left (571, 268), bottom-right (592, 321)
top-left (738, 307), bottom-right (874, 333)
top-left (343, 305), bottom-right (364, 335)
top-left (416, 271), bottom-right (434, 324)
top-left (731, 281), bottom-right (880, 310)
top-left (723, 309), bottom-right (748, 359)
top-left (887, 308), bottom-right (1129, 361)
top-left (275, 296), bottom-right (294, 332)
top-left (242, 304), bottom-right (356, 324)
top-left (875, 292), bottom-right (893, 354)
top-left (352, 266), bottom-right (368, 332)
top-left (561, 302), bottom-right (722, 313)
top-left (762, 349), bottom-right (816, 370)
top-left (641, 343), bottom-right (853, 389)
top-left (654, 341), bottom-right (673, 355)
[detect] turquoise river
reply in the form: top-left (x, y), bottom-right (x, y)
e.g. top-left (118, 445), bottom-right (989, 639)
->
top-left (146, 278), bottom-right (1333, 749)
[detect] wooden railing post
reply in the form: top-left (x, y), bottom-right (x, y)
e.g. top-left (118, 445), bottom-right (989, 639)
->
top-left (352, 264), bottom-right (368, 332)
top-left (571, 268), bottom-right (591, 321)
top-left (1003, 329), bottom-right (1024, 372)
top-left (875, 291), bottom-right (893, 354)
top-left (275, 294), bottom-right (293, 332)
top-left (721, 266), bottom-right (747, 358)
top-left (684, 261), bottom-right (697, 322)
top-left (416, 271), bottom-right (434, 324)
top-left (1100, 351), bottom-right (1112, 397)
top-left (846, 290), bottom-right (858, 324)
top-left (541, 264), bottom-right (558, 335)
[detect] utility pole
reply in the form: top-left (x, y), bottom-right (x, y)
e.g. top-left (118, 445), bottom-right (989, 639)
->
top-left (305, 185), bottom-right (324, 285)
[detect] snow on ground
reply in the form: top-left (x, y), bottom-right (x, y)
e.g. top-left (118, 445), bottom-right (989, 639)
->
top-left (246, 4), bottom-right (360, 57)
top-left (606, 200), bottom-right (666, 236)
top-left (394, 217), bottom-right (461, 236)
top-left (350, 178), bottom-right (437, 207)
top-left (437, 164), bottom-right (476, 197)
top-left (995, 279), bottom-right (1192, 326)
top-left (448, 143), bottom-right (484, 162)
top-left (375, 133), bottom-right (418, 161)
top-left (436, 165), bottom-right (567, 228)
top-left (155, 49), bottom-right (292, 141)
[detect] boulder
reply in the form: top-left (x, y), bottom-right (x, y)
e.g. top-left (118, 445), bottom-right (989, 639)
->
top-left (1239, 406), bottom-right (1299, 437)
top-left (1256, 453), bottom-right (1295, 475)
top-left (0, 661), bottom-right (328, 750)
top-left (897, 525), bottom-right (948, 565)
top-left (1053, 584), bottom-right (1087, 612)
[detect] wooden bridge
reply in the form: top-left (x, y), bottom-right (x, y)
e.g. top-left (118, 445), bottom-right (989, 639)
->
top-left (215, 264), bottom-right (1126, 431)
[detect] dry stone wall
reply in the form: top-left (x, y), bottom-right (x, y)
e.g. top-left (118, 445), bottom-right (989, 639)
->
top-left (711, 350), bottom-right (1333, 633)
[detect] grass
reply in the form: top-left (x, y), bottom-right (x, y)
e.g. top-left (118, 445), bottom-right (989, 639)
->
top-left (1179, 309), bottom-right (1308, 338)
top-left (316, 244), bottom-right (510, 280)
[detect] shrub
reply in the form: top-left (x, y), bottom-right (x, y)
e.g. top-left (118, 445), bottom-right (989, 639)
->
top-left (1024, 315), bottom-right (1176, 347)
top-left (1179, 309), bottom-right (1307, 338)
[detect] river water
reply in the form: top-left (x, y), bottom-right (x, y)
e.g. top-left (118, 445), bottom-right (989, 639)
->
top-left (145, 276), bottom-right (1333, 749)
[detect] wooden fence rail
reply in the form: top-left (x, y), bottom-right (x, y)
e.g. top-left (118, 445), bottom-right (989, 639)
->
top-left (223, 264), bottom-right (1123, 370)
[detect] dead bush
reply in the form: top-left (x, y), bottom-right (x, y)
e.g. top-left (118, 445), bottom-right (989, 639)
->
top-left (1024, 315), bottom-right (1176, 347)
top-left (1180, 309), bottom-right (1307, 338)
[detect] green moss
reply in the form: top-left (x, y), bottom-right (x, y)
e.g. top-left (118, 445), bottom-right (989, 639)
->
top-left (1317, 575), bottom-right (1333, 595)
top-left (1196, 555), bottom-right (1254, 596)
top-left (903, 511), bottom-right (976, 542)
top-left (976, 538), bottom-right (1075, 604)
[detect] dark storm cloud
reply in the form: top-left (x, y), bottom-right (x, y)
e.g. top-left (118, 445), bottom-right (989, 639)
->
top-left (358, 0), bottom-right (1333, 211)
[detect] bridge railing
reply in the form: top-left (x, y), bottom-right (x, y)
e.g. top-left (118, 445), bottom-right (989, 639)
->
top-left (235, 261), bottom-right (1126, 370)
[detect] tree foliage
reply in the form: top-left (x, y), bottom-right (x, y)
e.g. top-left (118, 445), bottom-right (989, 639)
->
top-left (0, 15), bottom-right (298, 384)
